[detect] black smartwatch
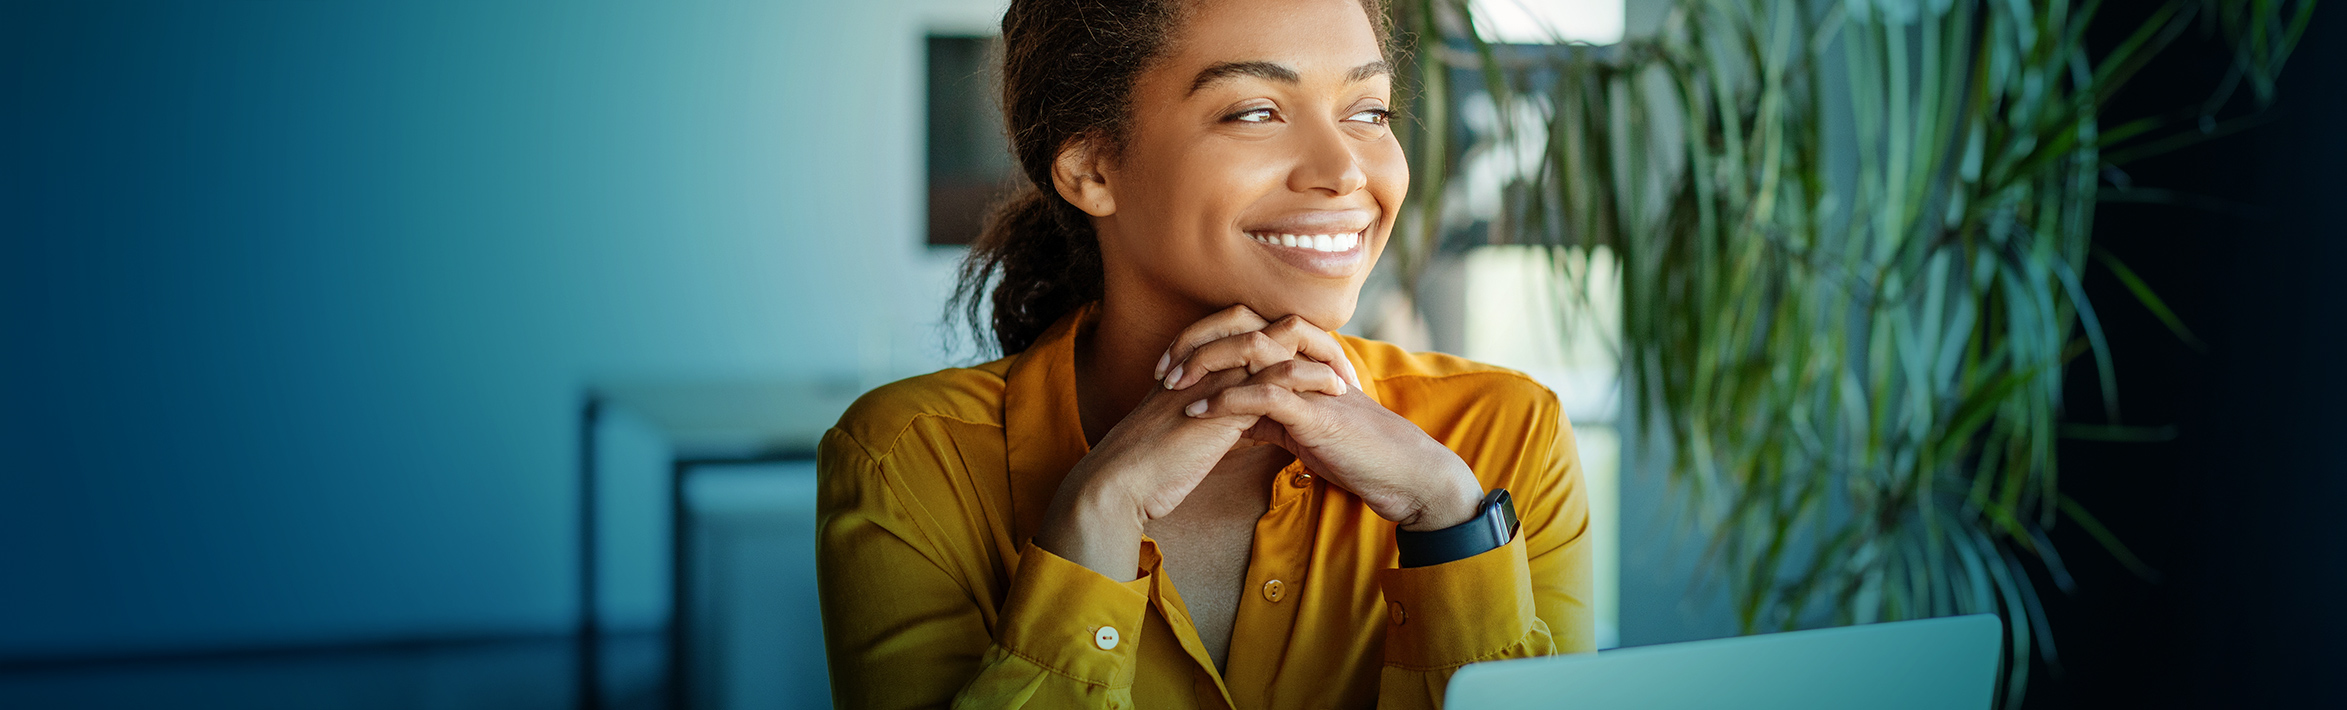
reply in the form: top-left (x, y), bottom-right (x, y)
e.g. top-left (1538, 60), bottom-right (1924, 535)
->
top-left (1395, 488), bottom-right (1518, 568)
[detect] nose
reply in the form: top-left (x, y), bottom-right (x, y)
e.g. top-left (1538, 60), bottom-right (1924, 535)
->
top-left (1288, 121), bottom-right (1368, 197)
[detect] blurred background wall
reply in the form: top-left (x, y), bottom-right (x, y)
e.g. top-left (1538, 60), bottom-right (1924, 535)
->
top-left (3, 0), bottom-right (997, 681)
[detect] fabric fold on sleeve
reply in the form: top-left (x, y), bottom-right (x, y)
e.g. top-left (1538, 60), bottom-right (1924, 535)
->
top-left (987, 541), bottom-right (1157, 688)
top-left (1375, 531), bottom-right (1552, 671)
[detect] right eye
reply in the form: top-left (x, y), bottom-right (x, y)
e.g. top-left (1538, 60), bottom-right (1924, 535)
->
top-left (1225, 107), bottom-right (1277, 123)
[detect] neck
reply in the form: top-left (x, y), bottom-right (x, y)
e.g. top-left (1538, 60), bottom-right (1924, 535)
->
top-left (1075, 287), bottom-right (1210, 445)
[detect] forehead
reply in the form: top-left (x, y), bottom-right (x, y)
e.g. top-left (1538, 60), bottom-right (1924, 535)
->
top-left (1156, 0), bottom-right (1385, 85)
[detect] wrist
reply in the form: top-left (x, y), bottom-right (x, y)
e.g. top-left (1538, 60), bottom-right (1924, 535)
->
top-left (1397, 463), bottom-right (1481, 532)
top-left (1047, 458), bottom-right (1147, 526)
top-left (1033, 471), bottom-right (1145, 573)
top-left (1071, 479), bottom-right (1148, 533)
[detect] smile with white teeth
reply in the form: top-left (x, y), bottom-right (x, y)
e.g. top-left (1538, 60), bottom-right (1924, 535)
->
top-left (1247, 231), bottom-right (1361, 253)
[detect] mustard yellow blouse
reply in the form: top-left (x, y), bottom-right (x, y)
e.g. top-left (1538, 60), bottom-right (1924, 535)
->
top-left (816, 309), bottom-right (1593, 709)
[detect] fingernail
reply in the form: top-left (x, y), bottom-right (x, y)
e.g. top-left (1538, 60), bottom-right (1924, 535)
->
top-left (1164, 364), bottom-right (1183, 389)
top-left (1154, 352), bottom-right (1169, 379)
top-left (1184, 400), bottom-right (1208, 417)
top-left (1336, 381), bottom-right (1348, 396)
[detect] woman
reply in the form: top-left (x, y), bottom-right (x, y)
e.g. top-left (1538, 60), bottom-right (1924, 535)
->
top-left (816, 0), bottom-right (1593, 706)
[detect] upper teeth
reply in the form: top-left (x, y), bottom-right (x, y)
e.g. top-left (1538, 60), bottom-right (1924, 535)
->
top-left (1250, 232), bottom-right (1360, 253)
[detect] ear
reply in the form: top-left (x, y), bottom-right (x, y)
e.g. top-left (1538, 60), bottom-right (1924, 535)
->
top-left (1050, 135), bottom-right (1117, 217)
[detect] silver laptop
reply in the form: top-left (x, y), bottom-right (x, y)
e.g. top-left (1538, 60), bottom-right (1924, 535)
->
top-left (1445, 614), bottom-right (2004, 710)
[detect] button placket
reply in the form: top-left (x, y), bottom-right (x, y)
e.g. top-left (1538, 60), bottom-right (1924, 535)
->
top-left (1221, 460), bottom-right (1314, 700)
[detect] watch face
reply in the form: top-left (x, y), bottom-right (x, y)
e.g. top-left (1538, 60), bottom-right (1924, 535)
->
top-left (1490, 489), bottom-right (1519, 541)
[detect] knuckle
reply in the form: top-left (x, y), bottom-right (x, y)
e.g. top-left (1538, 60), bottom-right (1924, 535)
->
top-left (1246, 331), bottom-right (1281, 355)
top-left (1186, 338), bottom-right (1227, 365)
top-left (1264, 358), bottom-right (1320, 380)
top-left (1214, 338), bottom-right (1258, 365)
top-left (1280, 318), bottom-right (1337, 354)
top-left (1258, 360), bottom-right (1300, 379)
top-left (1271, 315), bottom-right (1310, 335)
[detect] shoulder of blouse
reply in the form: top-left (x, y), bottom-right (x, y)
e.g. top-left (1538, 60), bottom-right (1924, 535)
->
top-left (825, 354), bottom-right (1019, 464)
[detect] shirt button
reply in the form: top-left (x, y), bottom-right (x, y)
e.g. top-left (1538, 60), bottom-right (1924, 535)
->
top-left (1290, 472), bottom-right (1314, 488)
top-left (1389, 601), bottom-right (1407, 626)
top-left (1262, 579), bottom-right (1286, 603)
top-left (1094, 626), bottom-right (1120, 650)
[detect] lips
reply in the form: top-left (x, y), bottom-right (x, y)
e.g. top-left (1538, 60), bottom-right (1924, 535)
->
top-left (1237, 209), bottom-right (1376, 278)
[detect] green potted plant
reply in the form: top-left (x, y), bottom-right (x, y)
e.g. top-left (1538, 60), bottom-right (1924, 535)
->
top-left (1385, 0), bottom-right (2313, 703)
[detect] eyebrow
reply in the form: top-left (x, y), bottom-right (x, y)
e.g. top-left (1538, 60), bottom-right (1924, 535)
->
top-left (1186, 60), bottom-right (1393, 96)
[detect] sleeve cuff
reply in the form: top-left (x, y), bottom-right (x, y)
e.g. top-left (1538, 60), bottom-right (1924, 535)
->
top-left (1376, 531), bottom-right (1538, 670)
top-left (994, 541), bottom-right (1157, 687)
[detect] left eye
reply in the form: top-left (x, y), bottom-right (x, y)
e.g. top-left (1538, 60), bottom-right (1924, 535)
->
top-left (1346, 108), bottom-right (1391, 125)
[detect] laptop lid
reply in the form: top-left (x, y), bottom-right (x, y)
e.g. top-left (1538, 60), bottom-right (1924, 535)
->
top-left (1444, 614), bottom-right (2005, 710)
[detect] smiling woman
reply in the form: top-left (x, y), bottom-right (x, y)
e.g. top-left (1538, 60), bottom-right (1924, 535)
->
top-left (815, 0), bottom-right (1594, 707)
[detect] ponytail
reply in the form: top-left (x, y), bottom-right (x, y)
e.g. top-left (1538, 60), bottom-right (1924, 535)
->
top-left (952, 184), bottom-right (1104, 356)
top-left (947, 0), bottom-right (1184, 357)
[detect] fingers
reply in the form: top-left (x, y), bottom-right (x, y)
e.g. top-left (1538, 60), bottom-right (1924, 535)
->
top-left (1181, 360), bottom-right (1345, 428)
top-left (1262, 315), bottom-right (1362, 390)
top-left (1168, 331), bottom-right (1335, 393)
top-left (1254, 358), bottom-right (1347, 397)
top-left (1163, 313), bottom-right (1362, 392)
top-left (1182, 382), bottom-right (1324, 438)
top-left (1156, 305), bottom-right (1268, 381)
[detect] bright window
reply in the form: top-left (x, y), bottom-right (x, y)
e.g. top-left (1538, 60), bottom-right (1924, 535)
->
top-left (1470, 0), bottom-right (1626, 44)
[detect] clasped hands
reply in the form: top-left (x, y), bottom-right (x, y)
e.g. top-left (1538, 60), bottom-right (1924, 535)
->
top-left (1035, 305), bottom-right (1482, 580)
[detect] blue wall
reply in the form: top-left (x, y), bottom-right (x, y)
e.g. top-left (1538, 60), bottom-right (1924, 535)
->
top-left (2, 0), bottom-right (990, 659)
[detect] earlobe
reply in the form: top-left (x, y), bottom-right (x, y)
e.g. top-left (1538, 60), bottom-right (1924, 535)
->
top-left (1050, 137), bottom-right (1117, 217)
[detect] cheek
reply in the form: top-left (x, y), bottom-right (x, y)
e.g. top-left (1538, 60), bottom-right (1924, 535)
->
top-left (1362, 139), bottom-right (1410, 216)
top-left (1145, 144), bottom-right (1286, 239)
top-left (1179, 142), bottom-right (1290, 202)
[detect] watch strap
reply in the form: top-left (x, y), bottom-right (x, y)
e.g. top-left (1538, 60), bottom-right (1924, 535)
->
top-left (1394, 488), bottom-right (1517, 568)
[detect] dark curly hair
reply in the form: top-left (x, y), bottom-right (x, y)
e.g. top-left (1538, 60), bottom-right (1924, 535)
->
top-left (951, 0), bottom-right (1396, 356)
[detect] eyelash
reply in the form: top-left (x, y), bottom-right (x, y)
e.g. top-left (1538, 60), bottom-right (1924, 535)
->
top-left (1223, 107), bottom-right (1393, 125)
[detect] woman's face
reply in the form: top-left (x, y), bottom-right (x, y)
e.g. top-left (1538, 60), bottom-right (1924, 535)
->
top-left (1082, 0), bottom-right (1406, 331)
